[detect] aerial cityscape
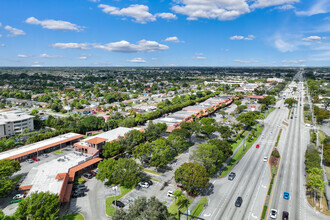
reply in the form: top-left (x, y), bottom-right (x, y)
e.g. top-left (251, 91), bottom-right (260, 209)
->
top-left (0, 1), bottom-right (330, 220)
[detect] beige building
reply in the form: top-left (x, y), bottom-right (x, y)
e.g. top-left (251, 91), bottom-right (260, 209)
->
top-left (0, 110), bottom-right (34, 138)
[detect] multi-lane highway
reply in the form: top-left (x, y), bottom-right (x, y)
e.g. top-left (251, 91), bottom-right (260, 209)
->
top-left (202, 91), bottom-right (288, 220)
top-left (201, 71), bottom-right (330, 220)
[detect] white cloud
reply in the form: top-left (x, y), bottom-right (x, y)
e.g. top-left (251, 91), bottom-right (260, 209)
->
top-left (0, 22), bottom-right (2, 27)
top-left (25, 17), bottom-right (83, 31)
top-left (31, 64), bottom-right (42, 67)
top-left (172, 0), bottom-right (250, 21)
top-left (98, 4), bottom-right (156, 24)
top-left (0, 43), bottom-right (5, 47)
top-left (151, 58), bottom-right (159, 60)
top-left (52, 43), bottom-right (89, 49)
top-left (128, 57), bottom-right (147, 63)
top-left (17, 54), bottom-right (28, 58)
top-left (78, 56), bottom-right (88, 60)
top-left (164, 36), bottom-right (183, 43)
top-left (273, 35), bottom-right (297, 52)
top-left (230, 35), bottom-right (255, 40)
top-left (89, 0), bottom-right (100, 2)
top-left (295, 0), bottom-right (330, 16)
top-left (94, 40), bottom-right (169, 53)
top-left (4, 25), bottom-right (26, 37)
top-left (193, 56), bottom-right (206, 60)
top-left (17, 53), bottom-right (63, 58)
top-left (251, 0), bottom-right (299, 9)
top-left (234, 59), bottom-right (259, 63)
top-left (275, 4), bottom-right (295, 10)
top-left (0, 34), bottom-right (2, 38)
top-left (155, 13), bottom-right (177, 20)
top-left (302, 36), bottom-right (324, 42)
top-left (282, 59), bottom-right (307, 64)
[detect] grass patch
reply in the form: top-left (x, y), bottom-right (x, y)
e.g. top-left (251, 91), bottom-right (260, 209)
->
top-left (189, 197), bottom-right (207, 219)
top-left (58, 213), bottom-right (84, 220)
top-left (143, 168), bottom-right (162, 175)
top-left (275, 129), bottom-right (282, 147)
top-left (150, 178), bottom-right (159, 182)
top-left (54, 150), bottom-right (63, 154)
top-left (319, 130), bottom-right (326, 144)
top-left (230, 131), bottom-right (247, 151)
top-left (105, 186), bottom-right (134, 216)
top-left (261, 205), bottom-right (268, 220)
top-left (221, 125), bottom-right (264, 177)
top-left (264, 108), bottom-right (275, 118)
top-left (168, 199), bottom-right (192, 219)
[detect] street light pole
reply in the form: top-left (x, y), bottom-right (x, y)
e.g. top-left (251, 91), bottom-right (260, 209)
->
top-left (113, 186), bottom-right (117, 214)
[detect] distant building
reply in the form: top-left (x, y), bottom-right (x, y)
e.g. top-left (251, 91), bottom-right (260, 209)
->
top-left (0, 110), bottom-right (34, 138)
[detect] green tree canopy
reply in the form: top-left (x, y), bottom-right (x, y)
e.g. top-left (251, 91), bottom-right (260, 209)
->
top-left (112, 196), bottom-right (175, 220)
top-left (14, 192), bottom-right (59, 220)
top-left (0, 159), bottom-right (20, 196)
top-left (174, 162), bottom-right (209, 195)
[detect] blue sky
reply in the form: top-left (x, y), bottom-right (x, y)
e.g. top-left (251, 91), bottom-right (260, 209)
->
top-left (0, 0), bottom-right (329, 67)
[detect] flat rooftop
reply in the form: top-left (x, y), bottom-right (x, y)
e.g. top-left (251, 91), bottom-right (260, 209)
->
top-left (0, 133), bottom-right (82, 160)
top-left (0, 110), bottom-right (34, 123)
top-left (21, 153), bottom-right (85, 195)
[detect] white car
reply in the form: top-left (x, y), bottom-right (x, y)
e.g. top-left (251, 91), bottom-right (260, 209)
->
top-left (270, 209), bottom-right (277, 219)
top-left (138, 182), bottom-right (149, 188)
top-left (167, 191), bottom-right (173, 197)
top-left (14, 194), bottom-right (25, 199)
top-left (263, 157), bottom-right (268, 162)
top-left (26, 159), bottom-right (33, 163)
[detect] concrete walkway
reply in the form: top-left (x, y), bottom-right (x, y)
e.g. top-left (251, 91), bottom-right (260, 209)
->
top-left (215, 131), bottom-right (251, 177)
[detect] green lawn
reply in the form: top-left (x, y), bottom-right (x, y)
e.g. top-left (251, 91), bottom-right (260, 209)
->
top-left (143, 168), bottom-right (162, 175)
top-left (54, 150), bottom-right (63, 154)
top-left (58, 213), bottom-right (84, 220)
top-left (189, 197), bottom-right (207, 219)
top-left (221, 125), bottom-right (264, 177)
top-left (168, 199), bottom-right (192, 219)
top-left (264, 108), bottom-right (275, 118)
top-left (105, 186), bottom-right (134, 216)
top-left (231, 131), bottom-right (247, 151)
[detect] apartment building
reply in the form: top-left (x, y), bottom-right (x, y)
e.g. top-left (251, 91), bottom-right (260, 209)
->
top-left (0, 110), bottom-right (34, 138)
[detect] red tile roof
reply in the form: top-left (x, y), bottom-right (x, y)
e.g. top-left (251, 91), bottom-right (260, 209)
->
top-left (86, 137), bottom-right (107, 145)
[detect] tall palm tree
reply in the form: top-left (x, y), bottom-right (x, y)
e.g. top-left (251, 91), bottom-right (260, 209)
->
top-left (173, 190), bottom-right (187, 210)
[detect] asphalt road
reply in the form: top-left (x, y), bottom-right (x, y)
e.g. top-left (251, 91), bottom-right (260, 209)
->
top-left (201, 97), bottom-right (288, 220)
top-left (268, 78), bottom-right (329, 220)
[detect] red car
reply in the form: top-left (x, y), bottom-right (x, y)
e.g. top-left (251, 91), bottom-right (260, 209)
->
top-left (32, 157), bottom-right (40, 161)
top-left (256, 144), bottom-right (260, 149)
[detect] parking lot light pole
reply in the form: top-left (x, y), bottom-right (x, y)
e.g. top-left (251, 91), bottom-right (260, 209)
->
top-left (113, 186), bottom-right (117, 214)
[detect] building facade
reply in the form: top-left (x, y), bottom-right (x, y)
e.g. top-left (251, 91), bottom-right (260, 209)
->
top-left (0, 110), bottom-right (34, 138)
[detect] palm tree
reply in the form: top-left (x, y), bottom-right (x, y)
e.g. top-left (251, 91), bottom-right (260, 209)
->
top-left (173, 190), bottom-right (187, 210)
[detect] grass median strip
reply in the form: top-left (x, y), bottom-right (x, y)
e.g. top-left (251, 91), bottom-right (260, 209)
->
top-left (168, 199), bottom-right (192, 219)
top-left (105, 186), bottom-right (134, 216)
top-left (189, 197), bottom-right (207, 219)
top-left (58, 213), bottom-right (84, 220)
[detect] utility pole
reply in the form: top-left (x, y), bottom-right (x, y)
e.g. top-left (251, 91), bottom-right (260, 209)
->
top-left (113, 186), bottom-right (117, 215)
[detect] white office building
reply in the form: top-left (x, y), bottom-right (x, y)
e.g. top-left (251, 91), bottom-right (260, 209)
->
top-left (0, 110), bottom-right (34, 138)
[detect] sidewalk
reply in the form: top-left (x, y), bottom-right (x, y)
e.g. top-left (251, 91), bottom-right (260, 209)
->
top-left (215, 131), bottom-right (251, 177)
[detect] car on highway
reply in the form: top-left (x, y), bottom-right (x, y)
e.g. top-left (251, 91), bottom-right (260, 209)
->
top-left (256, 144), bottom-right (260, 149)
top-left (167, 191), bottom-right (173, 197)
top-left (228, 172), bottom-right (236, 181)
top-left (270, 209), bottom-right (278, 219)
top-left (282, 211), bottom-right (289, 220)
top-left (283, 192), bottom-right (290, 200)
top-left (235, 197), bottom-right (243, 207)
top-left (112, 200), bottom-right (125, 208)
top-left (263, 157), bottom-right (268, 162)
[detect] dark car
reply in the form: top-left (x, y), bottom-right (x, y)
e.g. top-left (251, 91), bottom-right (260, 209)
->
top-left (228, 172), bottom-right (236, 181)
top-left (72, 191), bottom-right (85, 198)
top-left (113, 200), bottom-right (125, 208)
top-left (83, 173), bottom-right (93, 179)
top-left (235, 196), bottom-right (243, 207)
top-left (282, 211), bottom-right (289, 220)
top-left (88, 171), bottom-right (96, 177)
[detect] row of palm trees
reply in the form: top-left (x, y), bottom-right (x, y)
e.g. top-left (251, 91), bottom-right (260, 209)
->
top-left (307, 167), bottom-right (326, 209)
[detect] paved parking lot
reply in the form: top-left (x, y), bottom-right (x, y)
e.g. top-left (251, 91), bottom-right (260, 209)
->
top-left (0, 147), bottom-right (75, 216)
